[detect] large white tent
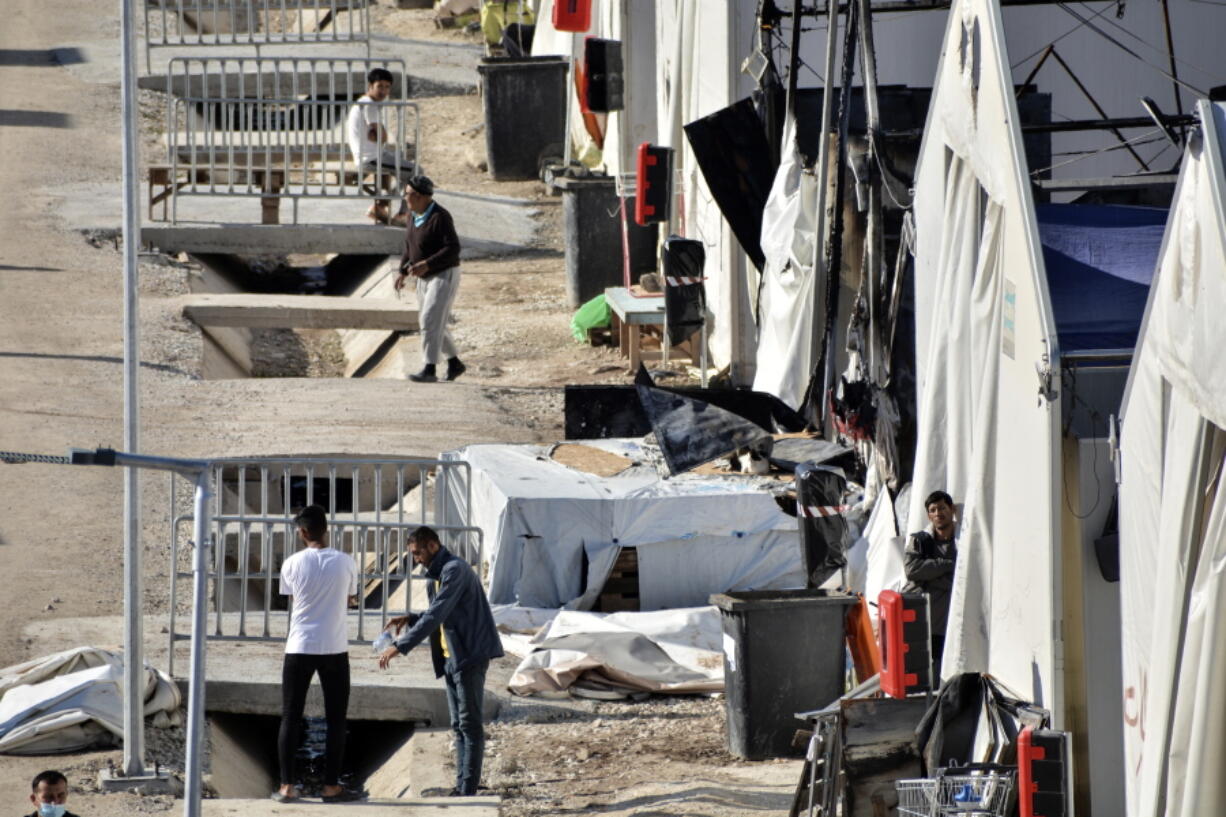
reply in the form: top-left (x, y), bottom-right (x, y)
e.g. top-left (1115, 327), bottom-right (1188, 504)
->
top-left (1119, 99), bottom-right (1226, 817)
top-left (909, 0), bottom-right (1061, 708)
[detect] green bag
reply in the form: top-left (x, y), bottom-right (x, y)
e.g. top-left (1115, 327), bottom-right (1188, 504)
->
top-left (570, 294), bottom-right (610, 343)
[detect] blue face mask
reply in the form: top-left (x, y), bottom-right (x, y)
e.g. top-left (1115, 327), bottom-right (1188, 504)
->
top-left (38, 804), bottom-right (66, 817)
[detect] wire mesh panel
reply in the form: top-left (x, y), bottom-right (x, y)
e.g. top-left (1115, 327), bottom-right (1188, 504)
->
top-left (145, 0), bottom-right (371, 66)
top-left (895, 770), bottom-right (1015, 817)
top-left (166, 457), bottom-right (479, 675)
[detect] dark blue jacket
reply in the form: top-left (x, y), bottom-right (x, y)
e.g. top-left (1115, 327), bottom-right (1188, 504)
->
top-left (393, 546), bottom-right (503, 677)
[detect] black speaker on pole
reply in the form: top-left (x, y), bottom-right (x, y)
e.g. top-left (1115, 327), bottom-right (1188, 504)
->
top-left (583, 37), bottom-right (624, 112)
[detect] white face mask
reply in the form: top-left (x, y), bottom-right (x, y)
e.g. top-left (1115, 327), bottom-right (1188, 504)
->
top-left (38, 804), bottom-right (66, 817)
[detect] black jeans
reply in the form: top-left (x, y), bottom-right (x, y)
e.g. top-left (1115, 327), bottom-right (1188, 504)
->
top-left (279, 652), bottom-right (350, 787)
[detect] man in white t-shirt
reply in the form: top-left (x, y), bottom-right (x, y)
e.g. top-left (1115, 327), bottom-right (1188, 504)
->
top-left (347, 68), bottom-right (414, 225)
top-left (273, 505), bottom-right (361, 803)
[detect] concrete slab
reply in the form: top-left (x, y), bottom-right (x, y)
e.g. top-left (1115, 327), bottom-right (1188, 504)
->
top-left (202, 795), bottom-right (499, 816)
top-left (182, 293), bottom-right (420, 330)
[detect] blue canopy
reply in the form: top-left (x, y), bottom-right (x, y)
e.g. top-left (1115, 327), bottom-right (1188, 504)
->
top-left (1037, 203), bottom-right (1168, 354)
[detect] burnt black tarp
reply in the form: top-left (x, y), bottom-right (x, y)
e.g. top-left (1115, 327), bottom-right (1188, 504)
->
top-left (663, 237), bottom-right (706, 346)
top-left (683, 98), bottom-right (774, 271)
top-left (564, 383), bottom-right (807, 440)
top-left (795, 464), bottom-right (849, 587)
top-left (915, 674), bottom-right (1051, 775)
top-left (635, 368), bottom-right (774, 475)
top-left (769, 437), bottom-right (857, 474)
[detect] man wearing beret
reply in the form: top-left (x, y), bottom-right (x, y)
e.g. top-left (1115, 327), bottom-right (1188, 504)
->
top-left (396, 175), bottom-right (467, 383)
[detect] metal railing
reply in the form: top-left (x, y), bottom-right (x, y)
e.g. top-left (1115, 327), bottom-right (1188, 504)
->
top-left (166, 457), bottom-right (480, 676)
top-left (155, 94), bottom-right (420, 222)
top-left (162, 55), bottom-right (407, 105)
top-left (145, 0), bottom-right (371, 67)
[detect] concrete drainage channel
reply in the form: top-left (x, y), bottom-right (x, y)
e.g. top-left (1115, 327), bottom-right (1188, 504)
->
top-left (181, 252), bottom-right (416, 380)
top-left (206, 713), bottom-right (414, 799)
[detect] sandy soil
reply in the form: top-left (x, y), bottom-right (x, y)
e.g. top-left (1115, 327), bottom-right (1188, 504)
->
top-left (0, 3), bottom-right (791, 815)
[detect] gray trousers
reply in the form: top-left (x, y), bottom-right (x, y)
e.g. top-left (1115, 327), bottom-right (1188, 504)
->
top-left (416, 266), bottom-right (460, 365)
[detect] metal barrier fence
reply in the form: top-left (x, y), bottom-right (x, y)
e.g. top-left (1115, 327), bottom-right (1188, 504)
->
top-left (155, 94), bottom-right (420, 223)
top-left (162, 56), bottom-right (408, 104)
top-left (145, 0), bottom-right (371, 67)
top-left (166, 457), bottom-right (479, 676)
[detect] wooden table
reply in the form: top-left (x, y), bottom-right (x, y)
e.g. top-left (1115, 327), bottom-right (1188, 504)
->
top-left (604, 286), bottom-right (665, 371)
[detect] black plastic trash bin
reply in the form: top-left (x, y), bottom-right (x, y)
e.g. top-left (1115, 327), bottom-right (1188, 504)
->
top-left (477, 56), bottom-right (569, 181)
top-left (710, 589), bottom-right (857, 760)
top-left (555, 174), bottom-right (658, 306)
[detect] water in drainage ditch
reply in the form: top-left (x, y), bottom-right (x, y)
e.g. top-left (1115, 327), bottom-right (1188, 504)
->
top-left (292, 716), bottom-right (361, 796)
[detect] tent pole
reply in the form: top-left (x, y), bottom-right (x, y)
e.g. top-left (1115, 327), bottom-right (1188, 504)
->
top-left (811, 0), bottom-right (840, 424)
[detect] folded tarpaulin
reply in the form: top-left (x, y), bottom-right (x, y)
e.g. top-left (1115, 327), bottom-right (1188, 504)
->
top-left (1036, 203), bottom-right (1167, 354)
top-left (506, 606), bottom-right (724, 696)
top-left (0, 647), bottom-right (181, 754)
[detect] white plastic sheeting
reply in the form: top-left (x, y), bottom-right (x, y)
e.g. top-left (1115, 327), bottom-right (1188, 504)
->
top-left (752, 114), bottom-right (821, 410)
top-left (1119, 100), bottom-right (1226, 817)
top-left (499, 606), bottom-right (723, 696)
top-left (0, 647), bottom-right (181, 754)
top-left (442, 441), bottom-right (805, 610)
top-left (908, 0), bottom-right (1061, 709)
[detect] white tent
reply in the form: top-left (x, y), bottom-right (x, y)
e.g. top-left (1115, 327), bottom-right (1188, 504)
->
top-left (441, 441), bottom-right (805, 610)
top-left (1119, 99), bottom-right (1226, 817)
top-left (905, 2), bottom-right (1173, 812)
top-left (909, 0), bottom-right (1061, 705)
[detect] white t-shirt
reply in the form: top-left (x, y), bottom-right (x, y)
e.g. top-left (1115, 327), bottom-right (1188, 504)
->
top-left (279, 546), bottom-right (359, 655)
top-left (346, 94), bottom-right (383, 165)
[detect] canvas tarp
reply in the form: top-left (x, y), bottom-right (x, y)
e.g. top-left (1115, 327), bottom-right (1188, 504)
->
top-left (0, 647), bottom-right (181, 754)
top-left (907, 0), bottom-right (1061, 711)
top-left (441, 441), bottom-right (805, 610)
top-left (1119, 99), bottom-right (1226, 817)
top-left (498, 606), bottom-right (724, 696)
top-left (752, 112), bottom-right (822, 411)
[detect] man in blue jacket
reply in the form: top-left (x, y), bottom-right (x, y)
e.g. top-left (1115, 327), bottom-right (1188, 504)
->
top-left (378, 525), bottom-right (503, 796)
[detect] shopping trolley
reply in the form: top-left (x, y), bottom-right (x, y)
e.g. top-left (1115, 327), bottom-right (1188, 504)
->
top-left (894, 765), bottom-right (1016, 817)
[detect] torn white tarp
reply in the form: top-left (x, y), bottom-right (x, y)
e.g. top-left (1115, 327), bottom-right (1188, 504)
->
top-left (442, 441), bottom-right (805, 610)
top-left (505, 606), bottom-right (723, 696)
top-left (0, 647), bottom-right (181, 754)
top-left (1119, 100), bottom-right (1226, 817)
top-left (752, 113), bottom-right (821, 411)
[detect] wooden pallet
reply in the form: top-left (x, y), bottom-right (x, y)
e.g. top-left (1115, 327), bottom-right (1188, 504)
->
top-left (597, 546), bottom-right (639, 612)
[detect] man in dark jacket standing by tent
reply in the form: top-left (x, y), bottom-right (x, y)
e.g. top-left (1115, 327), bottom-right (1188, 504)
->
top-left (395, 175), bottom-right (467, 383)
top-left (378, 526), bottom-right (502, 796)
top-left (903, 490), bottom-right (958, 681)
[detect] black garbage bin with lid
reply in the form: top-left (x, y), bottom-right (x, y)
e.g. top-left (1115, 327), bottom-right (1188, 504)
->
top-left (555, 173), bottom-right (658, 306)
top-left (710, 589), bottom-right (856, 759)
top-left (477, 56), bottom-right (569, 181)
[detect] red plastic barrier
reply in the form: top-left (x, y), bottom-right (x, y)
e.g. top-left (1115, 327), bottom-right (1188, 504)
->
top-left (553, 0), bottom-right (591, 32)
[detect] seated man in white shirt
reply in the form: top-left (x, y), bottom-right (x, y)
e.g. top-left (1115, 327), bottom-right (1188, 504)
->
top-left (274, 504), bottom-right (362, 803)
top-left (347, 68), bottom-right (414, 225)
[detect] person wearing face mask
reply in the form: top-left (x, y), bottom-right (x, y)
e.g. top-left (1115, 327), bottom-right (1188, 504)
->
top-left (26, 770), bottom-right (79, 817)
